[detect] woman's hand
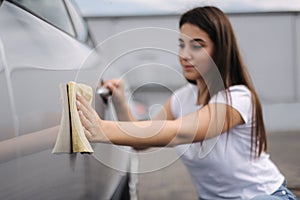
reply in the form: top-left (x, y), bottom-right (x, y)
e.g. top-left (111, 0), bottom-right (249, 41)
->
top-left (76, 92), bottom-right (107, 143)
top-left (102, 79), bottom-right (126, 105)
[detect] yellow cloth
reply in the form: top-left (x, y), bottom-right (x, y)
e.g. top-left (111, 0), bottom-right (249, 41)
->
top-left (52, 81), bottom-right (93, 154)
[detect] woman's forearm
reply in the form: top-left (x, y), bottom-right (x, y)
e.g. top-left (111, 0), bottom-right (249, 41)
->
top-left (77, 91), bottom-right (209, 147)
top-left (101, 119), bottom-right (181, 147)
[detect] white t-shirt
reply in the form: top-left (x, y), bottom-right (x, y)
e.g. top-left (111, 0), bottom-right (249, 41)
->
top-left (171, 84), bottom-right (284, 200)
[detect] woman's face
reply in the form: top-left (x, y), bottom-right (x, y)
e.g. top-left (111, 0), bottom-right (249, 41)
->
top-left (178, 23), bottom-right (214, 81)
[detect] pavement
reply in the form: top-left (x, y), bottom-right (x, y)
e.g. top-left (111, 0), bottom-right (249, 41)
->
top-left (136, 132), bottom-right (300, 199)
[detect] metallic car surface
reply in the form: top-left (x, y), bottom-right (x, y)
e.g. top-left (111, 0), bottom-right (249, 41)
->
top-left (0, 1), bottom-right (131, 199)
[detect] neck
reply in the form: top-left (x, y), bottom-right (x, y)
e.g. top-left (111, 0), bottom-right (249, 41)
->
top-left (196, 78), bottom-right (206, 91)
top-left (196, 78), bottom-right (209, 105)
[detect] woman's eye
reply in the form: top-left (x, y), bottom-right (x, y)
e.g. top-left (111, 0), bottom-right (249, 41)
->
top-left (178, 44), bottom-right (184, 49)
top-left (191, 44), bottom-right (203, 50)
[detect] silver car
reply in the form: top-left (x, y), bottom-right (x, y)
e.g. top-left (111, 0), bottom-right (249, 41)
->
top-left (0, 0), bottom-right (131, 199)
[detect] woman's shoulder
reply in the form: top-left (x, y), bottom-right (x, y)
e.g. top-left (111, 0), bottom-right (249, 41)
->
top-left (214, 84), bottom-right (251, 98)
top-left (211, 84), bottom-right (253, 123)
top-left (211, 84), bottom-right (252, 103)
top-left (227, 84), bottom-right (251, 94)
top-left (170, 84), bottom-right (200, 118)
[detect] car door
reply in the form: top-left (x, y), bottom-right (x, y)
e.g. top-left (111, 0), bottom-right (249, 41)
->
top-left (0, 1), bottom-right (131, 199)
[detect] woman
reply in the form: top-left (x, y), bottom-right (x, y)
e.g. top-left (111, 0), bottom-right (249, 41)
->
top-left (76, 6), bottom-right (297, 200)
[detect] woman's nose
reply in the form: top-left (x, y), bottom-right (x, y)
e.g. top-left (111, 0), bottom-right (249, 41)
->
top-left (179, 48), bottom-right (192, 60)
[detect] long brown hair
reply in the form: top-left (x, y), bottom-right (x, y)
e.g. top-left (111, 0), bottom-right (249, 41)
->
top-left (180, 6), bottom-right (267, 157)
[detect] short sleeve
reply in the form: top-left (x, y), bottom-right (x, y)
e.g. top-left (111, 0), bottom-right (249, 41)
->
top-left (170, 93), bottom-right (179, 119)
top-left (170, 84), bottom-right (199, 119)
top-left (209, 85), bottom-right (252, 124)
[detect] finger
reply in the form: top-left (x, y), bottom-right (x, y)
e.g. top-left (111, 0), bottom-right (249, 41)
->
top-left (102, 82), bottom-right (117, 94)
top-left (112, 79), bottom-right (123, 88)
top-left (76, 97), bottom-right (89, 116)
top-left (76, 92), bottom-right (94, 114)
top-left (77, 101), bottom-right (95, 125)
top-left (78, 110), bottom-right (93, 131)
top-left (103, 79), bottom-right (121, 88)
top-left (106, 83), bottom-right (116, 92)
top-left (83, 126), bottom-right (93, 141)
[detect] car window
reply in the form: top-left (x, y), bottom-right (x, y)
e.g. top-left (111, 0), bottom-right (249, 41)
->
top-left (11, 0), bottom-right (75, 37)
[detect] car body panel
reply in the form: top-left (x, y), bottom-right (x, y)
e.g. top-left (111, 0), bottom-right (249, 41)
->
top-left (0, 1), bottom-right (131, 199)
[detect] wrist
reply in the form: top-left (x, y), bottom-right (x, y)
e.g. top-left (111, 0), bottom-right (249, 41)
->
top-left (96, 119), bottom-right (110, 143)
top-left (113, 99), bottom-right (129, 112)
top-left (112, 95), bottom-right (126, 106)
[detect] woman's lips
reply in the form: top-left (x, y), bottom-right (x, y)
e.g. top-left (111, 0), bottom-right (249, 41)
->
top-left (183, 65), bottom-right (194, 70)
